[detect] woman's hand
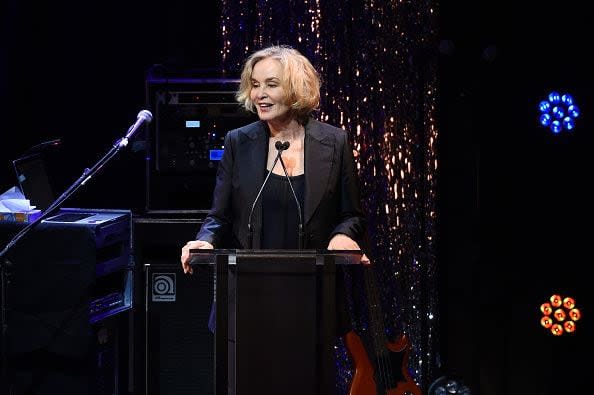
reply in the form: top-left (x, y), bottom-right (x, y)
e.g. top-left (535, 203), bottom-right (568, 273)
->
top-left (181, 240), bottom-right (214, 274)
top-left (327, 234), bottom-right (370, 265)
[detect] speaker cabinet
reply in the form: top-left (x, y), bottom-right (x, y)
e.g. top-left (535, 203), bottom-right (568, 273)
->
top-left (132, 213), bottom-right (212, 395)
top-left (144, 263), bottom-right (214, 395)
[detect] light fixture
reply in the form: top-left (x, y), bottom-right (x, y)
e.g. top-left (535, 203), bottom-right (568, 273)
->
top-left (428, 375), bottom-right (472, 395)
top-left (540, 294), bottom-right (581, 335)
top-left (538, 92), bottom-right (580, 134)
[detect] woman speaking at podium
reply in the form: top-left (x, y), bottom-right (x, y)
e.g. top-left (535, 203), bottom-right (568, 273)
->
top-left (179, 44), bottom-right (370, 393)
top-left (180, 44), bottom-right (368, 270)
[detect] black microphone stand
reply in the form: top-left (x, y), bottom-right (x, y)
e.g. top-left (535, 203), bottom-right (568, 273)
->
top-left (247, 143), bottom-right (285, 249)
top-left (0, 111), bottom-right (151, 392)
top-left (276, 146), bottom-right (304, 250)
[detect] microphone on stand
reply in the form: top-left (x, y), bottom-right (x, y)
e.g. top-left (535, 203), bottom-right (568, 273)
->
top-left (275, 141), bottom-right (305, 249)
top-left (247, 140), bottom-right (288, 249)
top-left (118, 110), bottom-right (153, 148)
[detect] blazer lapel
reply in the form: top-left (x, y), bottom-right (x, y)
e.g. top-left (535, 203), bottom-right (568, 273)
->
top-left (304, 120), bottom-right (335, 225)
top-left (238, 121), bottom-right (268, 248)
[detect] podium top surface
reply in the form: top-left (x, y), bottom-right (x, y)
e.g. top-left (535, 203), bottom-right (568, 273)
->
top-left (189, 249), bottom-right (363, 266)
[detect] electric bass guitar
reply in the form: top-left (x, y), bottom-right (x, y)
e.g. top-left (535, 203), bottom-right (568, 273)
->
top-left (344, 266), bottom-right (421, 395)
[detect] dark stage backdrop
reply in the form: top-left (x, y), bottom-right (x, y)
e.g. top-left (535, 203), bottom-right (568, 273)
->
top-left (440, 1), bottom-right (594, 394)
top-left (0, 0), bottom-right (222, 211)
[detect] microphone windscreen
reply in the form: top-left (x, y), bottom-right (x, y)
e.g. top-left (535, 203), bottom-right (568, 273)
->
top-left (275, 140), bottom-right (284, 150)
top-left (282, 141), bottom-right (290, 150)
top-left (137, 110), bottom-right (153, 123)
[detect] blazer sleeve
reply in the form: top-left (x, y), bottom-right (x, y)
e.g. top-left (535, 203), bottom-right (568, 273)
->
top-left (196, 131), bottom-right (235, 247)
top-left (330, 131), bottom-right (366, 245)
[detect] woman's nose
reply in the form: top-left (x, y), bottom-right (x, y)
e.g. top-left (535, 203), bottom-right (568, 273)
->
top-left (256, 87), bottom-right (267, 98)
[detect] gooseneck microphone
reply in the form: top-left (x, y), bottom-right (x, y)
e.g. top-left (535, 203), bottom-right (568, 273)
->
top-left (275, 141), bottom-right (305, 249)
top-left (247, 140), bottom-right (288, 249)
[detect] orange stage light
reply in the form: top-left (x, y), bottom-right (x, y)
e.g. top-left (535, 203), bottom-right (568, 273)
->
top-left (551, 324), bottom-right (563, 336)
top-left (563, 297), bottom-right (575, 309)
top-left (540, 303), bottom-right (552, 315)
top-left (541, 316), bottom-right (553, 328)
top-left (569, 308), bottom-right (581, 321)
top-left (550, 294), bottom-right (562, 307)
top-left (554, 308), bottom-right (566, 322)
top-left (540, 294), bottom-right (580, 336)
top-left (563, 321), bottom-right (576, 333)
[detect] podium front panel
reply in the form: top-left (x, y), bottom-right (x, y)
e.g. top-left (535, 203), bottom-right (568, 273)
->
top-left (190, 250), bottom-right (359, 395)
top-left (232, 256), bottom-right (318, 395)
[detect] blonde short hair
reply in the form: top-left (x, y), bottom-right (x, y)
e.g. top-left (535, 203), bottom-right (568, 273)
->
top-left (236, 45), bottom-right (321, 123)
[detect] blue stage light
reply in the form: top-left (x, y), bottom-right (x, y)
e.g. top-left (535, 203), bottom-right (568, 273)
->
top-left (539, 100), bottom-right (551, 112)
top-left (538, 91), bottom-right (580, 133)
top-left (548, 91), bottom-right (561, 104)
top-left (563, 117), bottom-right (575, 130)
top-left (540, 113), bottom-right (552, 127)
top-left (567, 104), bottom-right (580, 118)
top-left (552, 106), bottom-right (565, 119)
top-left (561, 94), bottom-right (573, 105)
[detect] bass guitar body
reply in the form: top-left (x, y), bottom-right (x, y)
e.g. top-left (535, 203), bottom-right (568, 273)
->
top-left (345, 330), bottom-right (421, 395)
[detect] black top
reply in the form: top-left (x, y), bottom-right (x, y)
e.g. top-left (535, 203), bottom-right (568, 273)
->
top-left (261, 173), bottom-right (305, 249)
top-left (196, 119), bottom-right (365, 250)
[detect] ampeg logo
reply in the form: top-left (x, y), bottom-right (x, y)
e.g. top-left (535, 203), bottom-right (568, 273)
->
top-left (152, 273), bottom-right (176, 302)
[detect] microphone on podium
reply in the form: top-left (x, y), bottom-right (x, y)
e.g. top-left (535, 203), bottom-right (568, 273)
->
top-left (247, 140), bottom-right (289, 249)
top-left (275, 141), bottom-right (305, 249)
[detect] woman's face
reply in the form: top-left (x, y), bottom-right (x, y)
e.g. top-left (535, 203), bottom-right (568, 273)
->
top-left (250, 57), bottom-right (291, 124)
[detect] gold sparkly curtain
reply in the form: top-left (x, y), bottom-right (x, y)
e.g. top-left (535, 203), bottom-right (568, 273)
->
top-left (221, 0), bottom-right (440, 390)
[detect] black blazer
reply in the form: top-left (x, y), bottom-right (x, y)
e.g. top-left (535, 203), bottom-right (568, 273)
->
top-left (196, 118), bottom-right (366, 249)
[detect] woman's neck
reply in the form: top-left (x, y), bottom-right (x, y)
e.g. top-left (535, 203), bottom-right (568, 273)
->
top-left (267, 118), bottom-right (304, 141)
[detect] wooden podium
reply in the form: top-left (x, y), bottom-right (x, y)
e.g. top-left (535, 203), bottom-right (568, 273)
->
top-left (190, 249), bottom-right (360, 395)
